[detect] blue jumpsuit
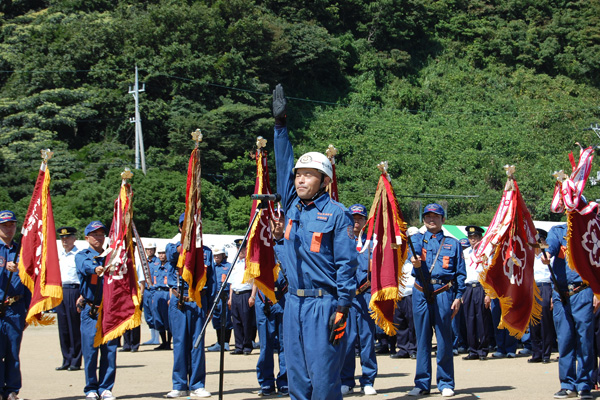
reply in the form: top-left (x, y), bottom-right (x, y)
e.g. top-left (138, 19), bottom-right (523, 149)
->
top-left (143, 254), bottom-right (161, 330)
top-left (166, 242), bottom-right (214, 392)
top-left (274, 124), bottom-right (358, 400)
top-left (410, 231), bottom-right (466, 392)
top-left (341, 238), bottom-right (377, 390)
top-left (152, 257), bottom-right (170, 333)
top-left (211, 260), bottom-right (233, 332)
top-left (546, 224), bottom-right (594, 393)
top-left (76, 247), bottom-right (118, 397)
top-left (0, 239), bottom-right (29, 398)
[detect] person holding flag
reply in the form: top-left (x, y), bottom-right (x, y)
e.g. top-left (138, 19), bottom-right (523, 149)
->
top-left (0, 210), bottom-right (30, 400)
top-left (273, 83), bottom-right (358, 400)
top-left (407, 204), bottom-right (466, 398)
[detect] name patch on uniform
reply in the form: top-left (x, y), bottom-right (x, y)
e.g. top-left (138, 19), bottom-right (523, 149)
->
top-left (443, 244), bottom-right (452, 250)
top-left (316, 212), bottom-right (332, 222)
top-left (0, 256), bottom-right (5, 268)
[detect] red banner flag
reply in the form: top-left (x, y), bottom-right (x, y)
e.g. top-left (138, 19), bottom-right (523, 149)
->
top-left (94, 171), bottom-right (141, 346)
top-left (550, 146), bottom-right (600, 295)
top-left (325, 145), bottom-right (339, 202)
top-left (178, 141), bottom-right (206, 308)
top-left (243, 137), bottom-right (279, 302)
top-left (475, 166), bottom-right (540, 338)
top-left (18, 152), bottom-right (62, 325)
top-left (358, 162), bottom-right (408, 335)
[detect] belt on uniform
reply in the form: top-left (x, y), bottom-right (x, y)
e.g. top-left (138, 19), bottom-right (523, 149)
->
top-left (154, 287), bottom-right (169, 291)
top-left (536, 282), bottom-right (552, 287)
top-left (62, 283), bottom-right (80, 289)
top-left (564, 283), bottom-right (589, 297)
top-left (466, 282), bottom-right (480, 288)
top-left (232, 289), bottom-right (251, 295)
top-left (294, 288), bottom-right (332, 297)
top-left (414, 280), bottom-right (454, 297)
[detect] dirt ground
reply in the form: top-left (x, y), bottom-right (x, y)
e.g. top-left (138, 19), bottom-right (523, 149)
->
top-left (18, 318), bottom-right (585, 400)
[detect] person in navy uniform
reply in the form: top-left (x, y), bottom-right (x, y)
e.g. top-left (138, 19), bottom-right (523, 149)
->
top-left (152, 241), bottom-right (172, 351)
top-left (461, 225), bottom-right (491, 361)
top-left (273, 84), bottom-right (358, 400)
top-left (55, 226), bottom-right (82, 371)
top-left (340, 204), bottom-right (377, 396)
top-left (407, 204), bottom-right (466, 397)
top-left (76, 220), bottom-right (118, 400)
top-left (141, 241), bottom-right (161, 346)
top-left (228, 240), bottom-right (256, 355)
top-left (0, 210), bottom-right (30, 400)
top-left (165, 213), bottom-right (214, 399)
top-left (206, 247), bottom-right (232, 352)
top-left (542, 224), bottom-right (594, 400)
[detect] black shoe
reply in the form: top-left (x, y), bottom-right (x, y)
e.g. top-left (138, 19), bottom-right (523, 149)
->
top-left (528, 358), bottom-right (542, 363)
top-left (479, 356), bottom-right (488, 360)
top-left (154, 343), bottom-right (170, 351)
top-left (258, 387), bottom-right (275, 396)
top-left (243, 350), bottom-right (252, 355)
top-left (410, 353), bottom-right (417, 359)
top-left (553, 389), bottom-right (577, 399)
top-left (68, 366), bottom-right (80, 371)
top-left (230, 350), bottom-right (244, 355)
top-left (119, 348), bottom-right (131, 352)
top-left (55, 365), bottom-right (69, 371)
top-left (390, 352), bottom-right (409, 359)
top-left (462, 354), bottom-right (479, 360)
top-left (375, 347), bottom-right (390, 354)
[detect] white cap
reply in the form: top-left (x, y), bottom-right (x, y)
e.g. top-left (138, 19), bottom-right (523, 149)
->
top-left (156, 244), bottom-right (166, 253)
top-left (294, 152), bottom-right (333, 180)
top-left (213, 247), bottom-right (226, 256)
top-left (145, 241), bottom-right (156, 249)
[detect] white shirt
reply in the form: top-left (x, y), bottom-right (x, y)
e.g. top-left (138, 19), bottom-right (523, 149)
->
top-left (59, 245), bottom-right (80, 285)
top-left (399, 258), bottom-right (415, 296)
top-left (463, 245), bottom-right (484, 284)
top-left (533, 252), bottom-right (552, 283)
top-left (229, 258), bottom-right (253, 292)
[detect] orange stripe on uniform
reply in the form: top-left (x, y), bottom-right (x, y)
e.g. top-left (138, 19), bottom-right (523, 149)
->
top-left (421, 248), bottom-right (427, 260)
top-left (559, 245), bottom-right (566, 259)
top-left (310, 232), bottom-right (323, 252)
top-left (91, 275), bottom-right (98, 285)
top-left (284, 219), bottom-right (293, 240)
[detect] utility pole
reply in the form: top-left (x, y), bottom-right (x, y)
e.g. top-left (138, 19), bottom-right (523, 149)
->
top-left (129, 65), bottom-right (146, 174)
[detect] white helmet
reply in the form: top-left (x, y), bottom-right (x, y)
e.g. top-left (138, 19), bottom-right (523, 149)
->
top-left (213, 247), bottom-right (226, 256)
top-left (145, 241), bottom-right (156, 249)
top-left (294, 152), bottom-right (333, 180)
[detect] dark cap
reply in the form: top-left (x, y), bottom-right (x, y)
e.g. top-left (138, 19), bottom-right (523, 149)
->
top-left (422, 203), bottom-right (445, 217)
top-left (465, 225), bottom-right (485, 236)
top-left (57, 226), bottom-right (77, 237)
top-left (84, 221), bottom-right (106, 236)
top-left (178, 213), bottom-right (186, 225)
top-left (536, 228), bottom-right (548, 240)
top-left (459, 238), bottom-right (470, 248)
top-left (349, 204), bottom-right (368, 218)
top-left (234, 238), bottom-right (245, 248)
top-left (0, 210), bottom-right (17, 223)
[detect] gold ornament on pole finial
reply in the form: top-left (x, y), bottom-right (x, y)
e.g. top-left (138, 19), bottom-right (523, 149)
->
top-left (256, 136), bottom-right (267, 149)
top-left (503, 165), bottom-right (516, 191)
top-left (191, 129), bottom-right (202, 148)
top-left (121, 167), bottom-right (133, 181)
top-left (377, 161), bottom-right (389, 174)
top-left (41, 149), bottom-right (54, 163)
top-left (553, 170), bottom-right (568, 183)
top-left (504, 165), bottom-right (516, 178)
top-left (326, 145), bottom-right (337, 159)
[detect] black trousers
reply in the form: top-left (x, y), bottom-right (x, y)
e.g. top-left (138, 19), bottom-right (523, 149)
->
top-left (394, 294), bottom-right (416, 356)
top-left (56, 285), bottom-right (82, 368)
top-left (123, 326), bottom-right (141, 350)
top-left (530, 283), bottom-right (555, 360)
top-left (231, 290), bottom-right (256, 352)
top-left (463, 284), bottom-right (492, 357)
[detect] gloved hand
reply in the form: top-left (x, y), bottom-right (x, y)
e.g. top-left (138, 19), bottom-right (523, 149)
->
top-left (272, 83), bottom-right (287, 125)
top-left (328, 305), bottom-right (349, 345)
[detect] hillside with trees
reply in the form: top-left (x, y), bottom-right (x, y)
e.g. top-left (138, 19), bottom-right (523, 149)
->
top-left (1, 0), bottom-right (599, 237)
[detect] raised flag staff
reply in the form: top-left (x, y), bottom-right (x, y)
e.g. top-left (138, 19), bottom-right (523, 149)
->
top-left (474, 165), bottom-right (541, 338)
top-left (17, 148), bottom-right (62, 325)
top-left (357, 161), bottom-right (408, 335)
top-left (325, 144), bottom-right (339, 201)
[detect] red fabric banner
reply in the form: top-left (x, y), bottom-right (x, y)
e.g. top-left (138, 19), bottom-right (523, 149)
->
top-left (358, 165), bottom-right (408, 335)
top-left (94, 180), bottom-right (141, 346)
top-left (18, 160), bottom-right (62, 325)
top-left (325, 145), bottom-right (339, 202)
top-left (244, 144), bottom-right (279, 303)
top-left (475, 176), bottom-right (540, 338)
top-left (178, 148), bottom-right (206, 308)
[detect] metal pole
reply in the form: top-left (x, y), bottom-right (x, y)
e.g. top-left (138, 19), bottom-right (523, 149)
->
top-left (129, 65), bottom-right (146, 174)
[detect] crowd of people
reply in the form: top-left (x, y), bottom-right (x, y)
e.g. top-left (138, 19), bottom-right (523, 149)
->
top-left (0, 85), bottom-right (598, 400)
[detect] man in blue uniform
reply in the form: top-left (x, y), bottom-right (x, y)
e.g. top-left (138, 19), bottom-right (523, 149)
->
top-left (407, 204), bottom-right (466, 397)
top-left (55, 226), bottom-right (82, 371)
top-left (165, 213), bottom-right (213, 399)
top-left (542, 224), bottom-right (594, 399)
top-left (341, 204), bottom-right (377, 396)
top-left (206, 248), bottom-right (232, 352)
top-left (76, 220), bottom-right (118, 400)
top-left (273, 84), bottom-right (358, 400)
top-left (153, 241), bottom-right (172, 351)
top-left (141, 242), bottom-right (161, 346)
top-left (0, 210), bottom-right (30, 400)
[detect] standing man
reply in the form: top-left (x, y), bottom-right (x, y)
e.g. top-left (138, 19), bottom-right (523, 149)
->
top-left (273, 84), bottom-right (358, 400)
top-left (165, 213), bottom-right (213, 399)
top-left (542, 224), bottom-right (594, 399)
top-left (76, 220), bottom-right (118, 400)
top-left (528, 228), bottom-right (555, 364)
top-left (153, 242), bottom-right (172, 351)
top-left (55, 226), bottom-right (82, 371)
top-left (407, 204), bottom-right (466, 397)
top-left (0, 210), bottom-right (30, 400)
top-left (461, 225), bottom-right (491, 361)
top-left (341, 204), bottom-right (377, 396)
top-left (207, 248), bottom-right (232, 352)
top-left (142, 241), bottom-right (161, 346)
top-left (228, 240), bottom-right (256, 355)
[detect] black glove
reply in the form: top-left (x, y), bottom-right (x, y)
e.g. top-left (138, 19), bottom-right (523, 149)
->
top-left (328, 305), bottom-right (349, 345)
top-left (272, 83), bottom-right (287, 125)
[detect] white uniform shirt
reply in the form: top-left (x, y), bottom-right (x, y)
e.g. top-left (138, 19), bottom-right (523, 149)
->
top-left (229, 258), bottom-right (253, 292)
top-left (399, 258), bottom-right (415, 296)
top-left (59, 245), bottom-right (80, 285)
top-left (533, 252), bottom-right (552, 283)
top-left (463, 245), bottom-right (484, 284)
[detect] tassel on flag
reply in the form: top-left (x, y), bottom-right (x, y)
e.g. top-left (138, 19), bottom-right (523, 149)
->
top-left (94, 168), bottom-right (141, 346)
top-left (178, 129), bottom-right (207, 308)
top-left (325, 144), bottom-right (339, 202)
top-left (243, 137), bottom-right (279, 303)
top-left (474, 165), bottom-right (541, 338)
top-left (551, 146), bottom-right (600, 295)
top-left (359, 162), bottom-right (408, 335)
top-left (18, 149), bottom-right (62, 326)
